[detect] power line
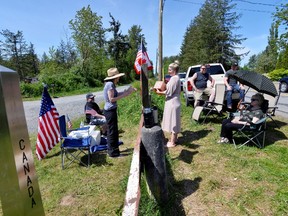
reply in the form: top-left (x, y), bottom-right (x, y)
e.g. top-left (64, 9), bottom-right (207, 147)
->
top-left (233, 0), bottom-right (284, 8)
top-left (172, 0), bottom-right (276, 14)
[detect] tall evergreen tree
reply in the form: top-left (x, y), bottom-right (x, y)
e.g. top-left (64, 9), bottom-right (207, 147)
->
top-left (0, 29), bottom-right (29, 79)
top-left (179, 0), bottom-right (246, 70)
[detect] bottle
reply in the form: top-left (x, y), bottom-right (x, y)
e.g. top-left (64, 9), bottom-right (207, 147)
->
top-left (80, 121), bottom-right (84, 128)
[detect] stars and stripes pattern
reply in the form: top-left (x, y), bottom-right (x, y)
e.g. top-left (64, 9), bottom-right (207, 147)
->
top-left (134, 41), bottom-right (153, 74)
top-left (66, 114), bottom-right (73, 129)
top-left (36, 87), bottom-right (60, 160)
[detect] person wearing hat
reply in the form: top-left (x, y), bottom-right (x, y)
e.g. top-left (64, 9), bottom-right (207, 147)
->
top-left (224, 62), bottom-right (245, 110)
top-left (84, 93), bottom-right (107, 135)
top-left (103, 67), bottom-right (137, 157)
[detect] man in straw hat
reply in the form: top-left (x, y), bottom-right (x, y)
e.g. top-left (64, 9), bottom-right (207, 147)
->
top-left (103, 67), bottom-right (137, 157)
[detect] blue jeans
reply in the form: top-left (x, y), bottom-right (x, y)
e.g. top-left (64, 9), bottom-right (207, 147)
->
top-left (226, 84), bottom-right (245, 108)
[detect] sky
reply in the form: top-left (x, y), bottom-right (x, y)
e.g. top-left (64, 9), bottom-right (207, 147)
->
top-left (0, 0), bottom-right (285, 69)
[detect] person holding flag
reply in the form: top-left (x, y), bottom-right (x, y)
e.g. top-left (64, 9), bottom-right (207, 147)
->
top-left (134, 41), bottom-right (153, 74)
top-left (36, 86), bottom-right (60, 160)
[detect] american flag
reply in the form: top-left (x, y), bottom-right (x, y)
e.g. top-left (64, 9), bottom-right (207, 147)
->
top-left (36, 87), bottom-right (60, 160)
top-left (66, 114), bottom-right (73, 129)
top-left (134, 41), bottom-right (153, 74)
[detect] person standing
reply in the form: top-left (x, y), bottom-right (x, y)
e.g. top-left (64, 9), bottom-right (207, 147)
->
top-left (156, 61), bottom-right (181, 147)
top-left (224, 62), bottom-right (245, 109)
top-left (190, 64), bottom-right (215, 107)
top-left (103, 67), bottom-right (137, 157)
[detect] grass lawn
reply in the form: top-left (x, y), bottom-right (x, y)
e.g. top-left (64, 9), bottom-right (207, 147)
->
top-left (2, 90), bottom-right (287, 215)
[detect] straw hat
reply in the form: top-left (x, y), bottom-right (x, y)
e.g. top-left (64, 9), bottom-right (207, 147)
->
top-left (104, 68), bottom-right (125, 81)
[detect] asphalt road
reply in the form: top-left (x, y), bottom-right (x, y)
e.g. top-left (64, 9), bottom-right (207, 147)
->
top-left (23, 84), bottom-right (288, 135)
top-left (23, 85), bottom-right (129, 134)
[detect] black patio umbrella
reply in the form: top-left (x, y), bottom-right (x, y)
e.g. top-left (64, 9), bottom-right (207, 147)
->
top-left (230, 70), bottom-right (278, 97)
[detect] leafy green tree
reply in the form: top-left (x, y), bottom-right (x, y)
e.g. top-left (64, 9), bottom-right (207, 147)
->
top-left (126, 25), bottom-right (144, 80)
top-left (69, 5), bottom-right (107, 86)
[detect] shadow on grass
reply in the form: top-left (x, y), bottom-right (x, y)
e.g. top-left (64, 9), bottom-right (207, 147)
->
top-left (162, 155), bottom-right (202, 216)
top-left (179, 129), bottom-right (212, 148)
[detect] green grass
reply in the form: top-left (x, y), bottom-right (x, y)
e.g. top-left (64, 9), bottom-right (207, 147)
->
top-left (2, 87), bottom-right (287, 215)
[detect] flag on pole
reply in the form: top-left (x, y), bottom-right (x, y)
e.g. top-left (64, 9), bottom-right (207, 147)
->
top-left (36, 86), bottom-right (60, 160)
top-left (134, 42), bottom-right (153, 74)
top-left (66, 114), bottom-right (72, 129)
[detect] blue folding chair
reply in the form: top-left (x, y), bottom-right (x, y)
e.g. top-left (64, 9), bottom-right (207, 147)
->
top-left (59, 115), bottom-right (92, 169)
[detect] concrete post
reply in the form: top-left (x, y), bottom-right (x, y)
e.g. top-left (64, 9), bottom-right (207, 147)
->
top-left (141, 126), bottom-right (168, 203)
top-left (0, 65), bottom-right (45, 215)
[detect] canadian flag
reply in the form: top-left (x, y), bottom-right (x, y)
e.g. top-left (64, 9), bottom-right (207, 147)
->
top-left (134, 42), bottom-right (153, 74)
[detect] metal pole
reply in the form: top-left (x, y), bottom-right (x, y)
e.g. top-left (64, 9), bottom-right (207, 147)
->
top-left (157, 0), bottom-right (163, 81)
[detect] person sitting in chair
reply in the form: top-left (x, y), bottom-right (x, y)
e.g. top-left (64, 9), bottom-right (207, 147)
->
top-left (218, 93), bottom-right (265, 144)
top-left (85, 93), bottom-right (107, 135)
top-left (224, 62), bottom-right (245, 110)
top-left (190, 64), bottom-right (215, 107)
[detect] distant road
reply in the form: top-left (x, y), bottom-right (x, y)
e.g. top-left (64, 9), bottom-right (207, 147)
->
top-left (23, 85), bottom-right (129, 135)
top-left (24, 84), bottom-right (287, 135)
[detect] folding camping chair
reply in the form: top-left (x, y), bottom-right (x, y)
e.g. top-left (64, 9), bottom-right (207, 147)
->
top-left (192, 83), bottom-right (226, 123)
top-left (232, 115), bottom-right (268, 149)
top-left (232, 100), bottom-right (269, 149)
top-left (263, 91), bottom-right (281, 128)
top-left (59, 115), bottom-right (92, 169)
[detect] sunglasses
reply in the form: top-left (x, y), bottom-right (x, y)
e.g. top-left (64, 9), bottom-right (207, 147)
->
top-left (251, 98), bottom-right (258, 102)
top-left (201, 67), bottom-right (206, 70)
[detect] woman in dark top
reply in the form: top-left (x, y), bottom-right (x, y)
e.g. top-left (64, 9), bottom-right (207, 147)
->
top-left (218, 93), bottom-right (265, 143)
top-left (103, 68), bottom-right (137, 157)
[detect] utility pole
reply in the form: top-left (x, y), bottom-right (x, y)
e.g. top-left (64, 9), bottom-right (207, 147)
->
top-left (157, 0), bottom-right (163, 81)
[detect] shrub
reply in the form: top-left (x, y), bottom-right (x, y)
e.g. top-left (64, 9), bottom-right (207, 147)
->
top-left (268, 68), bottom-right (288, 81)
top-left (20, 82), bottom-right (44, 98)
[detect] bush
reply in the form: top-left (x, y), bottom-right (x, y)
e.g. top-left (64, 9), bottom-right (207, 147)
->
top-left (20, 82), bottom-right (44, 98)
top-left (268, 68), bottom-right (288, 81)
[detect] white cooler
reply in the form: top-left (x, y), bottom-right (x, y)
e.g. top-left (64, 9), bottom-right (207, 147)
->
top-left (90, 130), bottom-right (101, 146)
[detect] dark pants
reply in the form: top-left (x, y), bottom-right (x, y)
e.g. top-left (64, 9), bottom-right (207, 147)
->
top-left (220, 119), bottom-right (248, 142)
top-left (104, 108), bottom-right (119, 157)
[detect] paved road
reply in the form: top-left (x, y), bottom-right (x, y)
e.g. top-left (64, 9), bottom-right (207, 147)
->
top-left (24, 84), bottom-right (288, 135)
top-left (24, 85), bottom-right (129, 134)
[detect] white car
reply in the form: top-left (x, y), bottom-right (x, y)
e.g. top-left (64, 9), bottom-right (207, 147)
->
top-left (183, 63), bottom-right (226, 106)
top-left (178, 72), bottom-right (186, 91)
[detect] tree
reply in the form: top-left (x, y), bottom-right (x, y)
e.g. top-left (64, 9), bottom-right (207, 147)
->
top-left (107, 13), bottom-right (130, 69)
top-left (0, 29), bottom-right (29, 79)
top-left (179, 0), bottom-right (246, 70)
top-left (274, 3), bottom-right (288, 69)
top-left (69, 5), bottom-right (107, 85)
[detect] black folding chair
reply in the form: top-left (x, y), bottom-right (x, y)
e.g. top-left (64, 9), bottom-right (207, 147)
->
top-left (59, 115), bottom-right (92, 169)
top-left (232, 115), bottom-right (268, 149)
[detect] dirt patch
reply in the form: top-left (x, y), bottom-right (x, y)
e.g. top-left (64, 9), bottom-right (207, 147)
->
top-left (60, 195), bottom-right (76, 206)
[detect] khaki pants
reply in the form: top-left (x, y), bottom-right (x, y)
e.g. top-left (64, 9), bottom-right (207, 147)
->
top-left (194, 87), bottom-right (215, 107)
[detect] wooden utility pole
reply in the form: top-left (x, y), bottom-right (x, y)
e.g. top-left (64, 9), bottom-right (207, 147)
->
top-left (157, 0), bottom-right (163, 81)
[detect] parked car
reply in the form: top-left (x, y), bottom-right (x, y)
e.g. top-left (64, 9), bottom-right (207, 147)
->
top-left (183, 63), bottom-right (226, 106)
top-left (279, 76), bottom-right (288, 92)
top-left (164, 74), bottom-right (171, 84)
top-left (178, 72), bottom-right (186, 91)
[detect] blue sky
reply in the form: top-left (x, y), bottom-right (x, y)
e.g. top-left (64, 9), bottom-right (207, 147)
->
top-left (0, 0), bottom-right (284, 68)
